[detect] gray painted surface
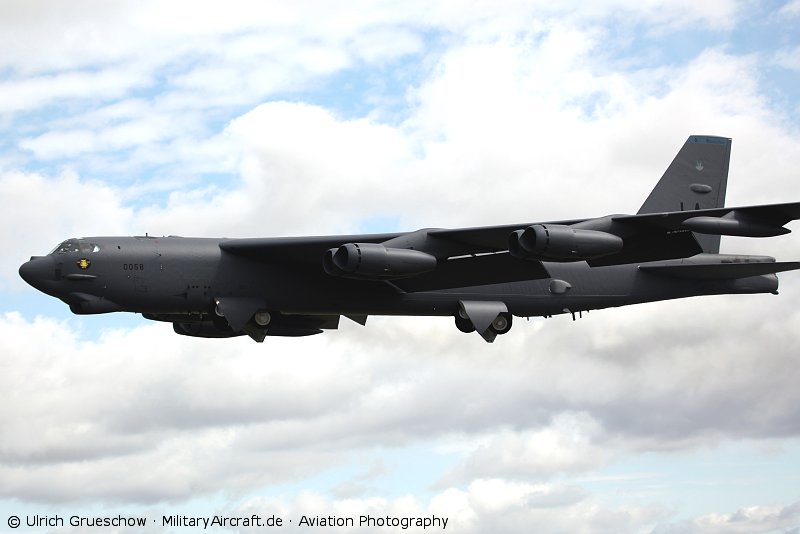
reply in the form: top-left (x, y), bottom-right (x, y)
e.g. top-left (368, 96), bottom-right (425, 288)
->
top-left (19, 136), bottom-right (800, 342)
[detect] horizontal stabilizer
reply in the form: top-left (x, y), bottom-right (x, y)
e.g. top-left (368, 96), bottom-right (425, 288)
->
top-left (615, 202), bottom-right (800, 232)
top-left (640, 261), bottom-right (800, 280)
top-left (682, 215), bottom-right (789, 237)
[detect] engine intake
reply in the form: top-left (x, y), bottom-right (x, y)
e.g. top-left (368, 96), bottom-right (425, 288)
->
top-left (509, 224), bottom-right (623, 261)
top-left (324, 243), bottom-right (437, 279)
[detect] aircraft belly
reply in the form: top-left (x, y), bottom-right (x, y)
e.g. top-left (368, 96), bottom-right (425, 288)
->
top-left (112, 255), bottom-right (766, 320)
top-left (121, 241), bottom-right (769, 319)
top-left (264, 265), bottom-right (637, 318)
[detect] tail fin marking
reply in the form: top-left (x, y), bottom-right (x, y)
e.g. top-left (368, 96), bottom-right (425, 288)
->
top-left (638, 135), bottom-right (732, 253)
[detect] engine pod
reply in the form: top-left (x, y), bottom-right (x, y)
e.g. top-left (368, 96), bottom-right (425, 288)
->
top-left (509, 224), bottom-right (623, 260)
top-left (323, 243), bottom-right (437, 279)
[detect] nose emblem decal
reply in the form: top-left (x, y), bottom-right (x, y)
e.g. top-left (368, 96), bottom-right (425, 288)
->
top-left (77, 259), bottom-right (91, 270)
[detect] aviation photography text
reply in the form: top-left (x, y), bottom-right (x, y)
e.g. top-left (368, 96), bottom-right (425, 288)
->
top-left (11, 512), bottom-right (450, 531)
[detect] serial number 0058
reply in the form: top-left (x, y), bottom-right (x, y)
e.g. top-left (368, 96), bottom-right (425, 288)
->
top-left (123, 264), bottom-right (145, 271)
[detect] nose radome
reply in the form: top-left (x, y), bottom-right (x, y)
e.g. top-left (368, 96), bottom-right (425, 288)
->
top-left (19, 256), bottom-right (55, 288)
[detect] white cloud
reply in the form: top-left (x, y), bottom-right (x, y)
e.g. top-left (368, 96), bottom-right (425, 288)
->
top-left (440, 414), bottom-right (614, 485)
top-left (226, 480), bottom-right (660, 534)
top-left (653, 500), bottom-right (800, 534)
top-left (3, 278), bottom-right (800, 503)
top-left (3, 1), bottom-right (800, 529)
top-left (0, 64), bottom-right (153, 114)
top-left (0, 313), bottom-right (365, 502)
top-left (19, 113), bottom-right (191, 160)
top-left (114, 36), bottom-right (800, 242)
top-left (0, 0), bottom-right (744, 76)
top-left (0, 170), bottom-right (133, 290)
top-left (773, 45), bottom-right (800, 71)
top-left (778, 0), bottom-right (800, 17)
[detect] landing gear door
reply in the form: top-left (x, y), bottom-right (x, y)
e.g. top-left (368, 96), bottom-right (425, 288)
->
top-left (214, 297), bottom-right (266, 332)
top-left (458, 300), bottom-right (509, 343)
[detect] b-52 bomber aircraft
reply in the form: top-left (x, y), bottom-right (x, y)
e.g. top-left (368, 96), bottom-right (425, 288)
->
top-left (19, 135), bottom-right (800, 342)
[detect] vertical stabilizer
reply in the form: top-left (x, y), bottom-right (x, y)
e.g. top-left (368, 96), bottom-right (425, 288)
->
top-left (638, 135), bottom-right (731, 253)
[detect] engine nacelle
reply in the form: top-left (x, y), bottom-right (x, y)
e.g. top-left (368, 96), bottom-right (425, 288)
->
top-left (323, 243), bottom-right (437, 279)
top-left (509, 224), bottom-right (623, 260)
top-left (682, 216), bottom-right (789, 237)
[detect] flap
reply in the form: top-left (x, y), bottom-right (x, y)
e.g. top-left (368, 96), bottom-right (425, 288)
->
top-left (392, 252), bottom-right (549, 292)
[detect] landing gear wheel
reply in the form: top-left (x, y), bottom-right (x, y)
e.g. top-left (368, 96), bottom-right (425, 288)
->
top-left (455, 314), bottom-right (475, 333)
top-left (490, 313), bottom-right (512, 335)
top-left (253, 311), bottom-right (272, 326)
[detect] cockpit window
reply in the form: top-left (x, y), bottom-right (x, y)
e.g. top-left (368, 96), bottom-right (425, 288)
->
top-left (51, 239), bottom-right (80, 254)
top-left (50, 239), bottom-right (100, 254)
top-left (80, 242), bottom-right (100, 253)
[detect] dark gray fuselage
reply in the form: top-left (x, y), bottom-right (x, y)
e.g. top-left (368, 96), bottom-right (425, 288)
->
top-left (19, 135), bottom-right (798, 342)
top-left (31, 235), bottom-right (776, 321)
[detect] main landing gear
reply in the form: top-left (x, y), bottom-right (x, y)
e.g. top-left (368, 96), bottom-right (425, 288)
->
top-left (455, 311), bottom-right (512, 335)
top-left (490, 312), bottom-right (512, 335)
top-left (454, 300), bottom-right (512, 342)
top-left (455, 312), bottom-right (475, 333)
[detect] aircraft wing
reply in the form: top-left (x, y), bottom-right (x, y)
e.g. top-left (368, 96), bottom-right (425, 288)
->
top-left (220, 220), bottom-right (586, 262)
top-left (219, 232), bottom-right (404, 263)
top-left (423, 218), bottom-right (704, 268)
top-left (424, 219), bottom-right (586, 251)
top-left (219, 201), bottom-right (800, 292)
top-left (220, 229), bottom-right (554, 290)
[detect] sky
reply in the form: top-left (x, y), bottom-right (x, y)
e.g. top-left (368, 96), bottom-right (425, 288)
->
top-left (2, 1), bottom-right (800, 533)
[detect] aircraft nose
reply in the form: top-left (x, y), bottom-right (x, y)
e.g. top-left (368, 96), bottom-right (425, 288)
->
top-left (19, 256), bottom-right (55, 289)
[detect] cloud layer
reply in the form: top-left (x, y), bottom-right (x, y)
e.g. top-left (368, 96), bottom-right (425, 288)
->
top-left (3, 2), bottom-right (800, 533)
